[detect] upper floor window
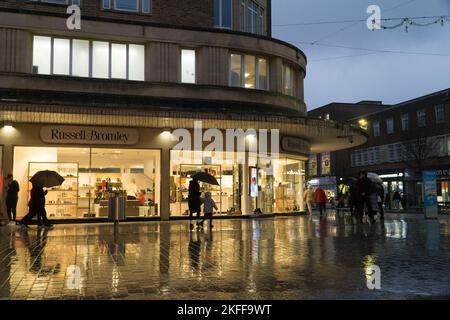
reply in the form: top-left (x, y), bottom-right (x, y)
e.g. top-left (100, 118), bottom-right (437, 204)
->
top-left (32, 35), bottom-right (145, 81)
top-left (386, 117), bottom-right (394, 134)
top-left (214, 0), bottom-right (232, 29)
top-left (373, 121), bottom-right (380, 137)
top-left (435, 104), bottom-right (445, 124)
top-left (401, 113), bottom-right (409, 131)
top-left (242, 0), bottom-right (264, 35)
top-left (417, 109), bottom-right (426, 127)
top-left (103, 0), bottom-right (151, 13)
top-left (282, 64), bottom-right (295, 96)
top-left (30, 0), bottom-right (81, 5)
top-left (229, 54), bottom-right (268, 90)
top-left (181, 49), bottom-right (196, 84)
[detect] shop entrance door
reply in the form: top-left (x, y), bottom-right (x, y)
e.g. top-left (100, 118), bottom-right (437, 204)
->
top-left (178, 164), bottom-right (222, 215)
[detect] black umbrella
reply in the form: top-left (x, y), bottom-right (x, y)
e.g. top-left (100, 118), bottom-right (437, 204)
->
top-left (192, 172), bottom-right (219, 186)
top-left (29, 170), bottom-right (65, 188)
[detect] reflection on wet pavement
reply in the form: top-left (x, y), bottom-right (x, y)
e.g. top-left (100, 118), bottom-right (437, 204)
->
top-left (0, 213), bottom-right (449, 300)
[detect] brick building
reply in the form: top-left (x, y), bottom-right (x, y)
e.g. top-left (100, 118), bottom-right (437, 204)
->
top-left (0, 0), bottom-right (364, 222)
top-left (308, 89), bottom-right (450, 209)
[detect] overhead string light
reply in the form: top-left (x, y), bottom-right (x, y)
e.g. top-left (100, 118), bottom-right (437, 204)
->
top-left (379, 16), bottom-right (450, 32)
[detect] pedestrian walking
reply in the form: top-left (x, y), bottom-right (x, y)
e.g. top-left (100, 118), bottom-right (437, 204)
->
top-left (303, 185), bottom-right (314, 218)
top-left (375, 184), bottom-right (385, 221)
top-left (355, 171), bottom-right (375, 224)
top-left (20, 183), bottom-right (53, 229)
top-left (188, 177), bottom-right (202, 231)
top-left (393, 190), bottom-right (401, 209)
top-left (200, 191), bottom-right (218, 229)
top-left (5, 174), bottom-right (19, 225)
top-left (314, 186), bottom-right (327, 216)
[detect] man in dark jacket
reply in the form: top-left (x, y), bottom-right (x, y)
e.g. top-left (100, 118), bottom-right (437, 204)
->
top-left (188, 177), bottom-right (202, 231)
top-left (5, 174), bottom-right (19, 224)
top-left (355, 171), bottom-right (375, 224)
top-left (20, 184), bottom-right (53, 229)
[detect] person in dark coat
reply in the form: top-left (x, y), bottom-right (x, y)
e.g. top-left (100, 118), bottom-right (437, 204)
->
top-left (188, 177), bottom-right (202, 231)
top-left (375, 183), bottom-right (385, 220)
top-left (5, 174), bottom-right (20, 224)
top-left (355, 171), bottom-right (375, 224)
top-left (20, 183), bottom-right (53, 229)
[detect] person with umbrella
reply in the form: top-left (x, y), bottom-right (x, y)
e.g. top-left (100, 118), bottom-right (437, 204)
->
top-left (188, 177), bottom-right (202, 231)
top-left (355, 170), bottom-right (375, 224)
top-left (188, 172), bottom-right (220, 231)
top-left (20, 182), bottom-right (53, 229)
top-left (20, 170), bottom-right (63, 229)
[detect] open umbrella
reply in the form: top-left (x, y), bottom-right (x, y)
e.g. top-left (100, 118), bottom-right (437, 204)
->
top-left (367, 172), bottom-right (383, 184)
top-left (29, 170), bottom-right (65, 188)
top-left (192, 172), bottom-right (219, 186)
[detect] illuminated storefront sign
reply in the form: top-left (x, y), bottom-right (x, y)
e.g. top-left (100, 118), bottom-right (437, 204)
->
top-left (40, 125), bottom-right (139, 145)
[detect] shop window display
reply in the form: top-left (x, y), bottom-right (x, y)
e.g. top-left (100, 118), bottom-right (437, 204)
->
top-left (13, 147), bottom-right (160, 219)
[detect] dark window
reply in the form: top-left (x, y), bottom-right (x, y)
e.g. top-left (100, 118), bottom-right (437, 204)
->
top-left (435, 104), bottom-right (445, 124)
top-left (214, 0), bottom-right (232, 29)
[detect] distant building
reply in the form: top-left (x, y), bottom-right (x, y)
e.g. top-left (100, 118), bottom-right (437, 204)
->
top-left (308, 89), bottom-right (450, 209)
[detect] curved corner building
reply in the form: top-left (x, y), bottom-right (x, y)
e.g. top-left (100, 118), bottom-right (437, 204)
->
top-left (0, 0), bottom-right (366, 222)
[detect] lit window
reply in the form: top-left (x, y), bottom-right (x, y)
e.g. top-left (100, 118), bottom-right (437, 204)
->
top-left (435, 104), bottom-right (445, 124)
top-left (258, 58), bottom-right (268, 90)
top-left (373, 121), bottom-right (380, 137)
top-left (111, 43), bottom-right (127, 79)
top-left (128, 44), bottom-right (145, 81)
top-left (92, 41), bottom-right (110, 79)
top-left (244, 55), bottom-right (256, 89)
top-left (229, 54), bottom-right (268, 90)
top-left (32, 36), bottom-right (51, 75)
top-left (401, 113), bottom-right (409, 131)
top-left (417, 109), bottom-right (426, 127)
top-left (214, 0), bottom-right (232, 29)
top-left (181, 49), bottom-right (196, 84)
top-left (230, 54), bottom-right (242, 87)
top-left (53, 38), bottom-right (70, 75)
top-left (33, 36), bottom-right (145, 81)
top-left (72, 39), bottom-right (89, 77)
top-left (282, 64), bottom-right (295, 96)
top-left (386, 117), bottom-right (394, 134)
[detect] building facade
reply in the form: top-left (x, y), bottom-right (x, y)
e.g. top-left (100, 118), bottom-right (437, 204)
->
top-left (0, 0), bottom-right (365, 222)
top-left (308, 89), bottom-right (450, 209)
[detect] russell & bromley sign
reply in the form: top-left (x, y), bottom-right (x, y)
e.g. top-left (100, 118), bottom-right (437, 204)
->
top-left (40, 125), bottom-right (139, 145)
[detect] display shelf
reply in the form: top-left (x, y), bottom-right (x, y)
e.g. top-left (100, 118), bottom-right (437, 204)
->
top-left (28, 162), bottom-right (79, 219)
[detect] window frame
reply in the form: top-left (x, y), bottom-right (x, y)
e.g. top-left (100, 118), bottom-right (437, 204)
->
top-left (214, 0), bottom-right (233, 29)
top-left (102, 0), bottom-right (151, 14)
top-left (229, 53), bottom-right (269, 90)
top-left (241, 0), bottom-right (265, 35)
top-left (417, 109), bottom-right (427, 127)
top-left (435, 104), bottom-right (445, 124)
top-left (373, 121), bottom-right (380, 137)
top-left (386, 117), bottom-right (394, 135)
top-left (401, 113), bottom-right (409, 131)
top-left (180, 48), bottom-right (197, 84)
top-left (282, 63), bottom-right (295, 97)
top-left (30, 0), bottom-right (81, 5)
top-left (32, 35), bottom-right (145, 81)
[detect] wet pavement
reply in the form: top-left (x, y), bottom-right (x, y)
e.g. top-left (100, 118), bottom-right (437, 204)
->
top-left (0, 212), bottom-right (449, 300)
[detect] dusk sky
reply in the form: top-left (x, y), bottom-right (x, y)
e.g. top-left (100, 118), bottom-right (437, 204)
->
top-left (272, 0), bottom-right (450, 110)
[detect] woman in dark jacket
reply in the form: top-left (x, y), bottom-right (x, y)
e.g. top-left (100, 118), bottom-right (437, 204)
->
top-left (188, 178), bottom-right (201, 231)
